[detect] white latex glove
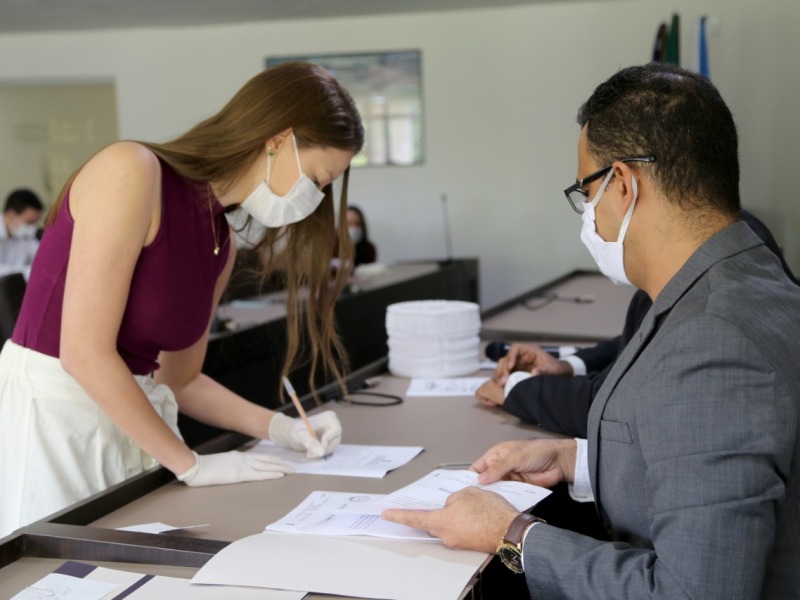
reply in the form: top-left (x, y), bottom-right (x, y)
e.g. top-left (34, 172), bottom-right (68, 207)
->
top-left (177, 451), bottom-right (293, 487)
top-left (268, 411), bottom-right (342, 458)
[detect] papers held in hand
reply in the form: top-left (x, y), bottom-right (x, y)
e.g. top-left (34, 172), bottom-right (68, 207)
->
top-left (265, 469), bottom-right (552, 541)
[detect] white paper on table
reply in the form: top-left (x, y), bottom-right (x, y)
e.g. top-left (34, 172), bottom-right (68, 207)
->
top-left (375, 469), bottom-right (552, 513)
top-left (115, 522), bottom-right (210, 534)
top-left (118, 577), bottom-right (305, 599)
top-left (11, 573), bottom-right (119, 600)
top-left (15, 562), bottom-right (306, 600)
top-left (193, 531), bottom-right (487, 600)
top-left (264, 491), bottom-right (435, 541)
top-left (248, 441), bottom-right (424, 478)
top-left (405, 377), bottom-right (487, 397)
top-left (84, 565), bottom-right (305, 599)
top-left (264, 471), bottom-right (550, 542)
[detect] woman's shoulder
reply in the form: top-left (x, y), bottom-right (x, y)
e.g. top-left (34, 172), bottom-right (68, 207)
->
top-left (70, 142), bottom-right (163, 219)
top-left (87, 141), bottom-right (160, 177)
top-left (74, 142), bottom-right (162, 197)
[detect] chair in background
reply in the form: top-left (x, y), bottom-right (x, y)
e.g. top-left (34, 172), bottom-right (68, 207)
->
top-left (0, 272), bottom-right (26, 347)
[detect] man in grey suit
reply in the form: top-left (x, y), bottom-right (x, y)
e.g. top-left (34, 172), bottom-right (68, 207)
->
top-left (383, 63), bottom-right (799, 598)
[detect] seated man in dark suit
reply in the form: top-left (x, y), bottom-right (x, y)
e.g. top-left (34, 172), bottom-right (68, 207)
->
top-left (385, 63), bottom-right (800, 598)
top-left (475, 209), bottom-right (796, 437)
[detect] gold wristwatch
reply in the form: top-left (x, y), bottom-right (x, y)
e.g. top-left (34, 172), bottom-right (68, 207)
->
top-left (496, 512), bottom-right (545, 574)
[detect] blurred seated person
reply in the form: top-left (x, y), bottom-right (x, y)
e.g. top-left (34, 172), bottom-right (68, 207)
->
top-left (476, 208), bottom-right (797, 437)
top-left (0, 188), bottom-right (44, 279)
top-left (346, 205), bottom-right (377, 266)
top-left (2, 188), bottom-right (43, 239)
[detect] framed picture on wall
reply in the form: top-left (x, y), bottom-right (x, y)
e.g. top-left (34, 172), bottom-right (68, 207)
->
top-left (266, 50), bottom-right (424, 167)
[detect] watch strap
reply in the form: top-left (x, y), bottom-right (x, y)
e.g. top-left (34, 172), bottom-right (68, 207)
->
top-left (503, 512), bottom-right (544, 546)
top-left (496, 513), bottom-right (546, 574)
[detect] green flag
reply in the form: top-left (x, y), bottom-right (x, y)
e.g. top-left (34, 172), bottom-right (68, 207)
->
top-left (665, 13), bottom-right (680, 66)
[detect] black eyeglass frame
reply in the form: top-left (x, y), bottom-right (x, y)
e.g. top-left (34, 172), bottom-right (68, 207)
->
top-left (563, 155), bottom-right (656, 214)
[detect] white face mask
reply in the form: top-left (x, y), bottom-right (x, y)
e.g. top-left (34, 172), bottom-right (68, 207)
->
top-left (348, 226), bottom-right (363, 244)
top-left (579, 170), bottom-right (638, 286)
top-left (11, 222), bottom-right (38, 239)
top-left (240, 134), bottom-right (325, 228)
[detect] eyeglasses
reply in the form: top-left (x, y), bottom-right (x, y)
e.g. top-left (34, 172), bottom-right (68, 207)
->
top-left (563, 156), bottom-right (656, 214)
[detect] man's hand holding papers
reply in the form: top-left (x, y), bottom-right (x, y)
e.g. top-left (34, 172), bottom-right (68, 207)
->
top-left (199, 469), bottom-right (551, 600)
top-left (383, 438), bottom-right (575, 552)
top-left (381, 486), bottom-right (522, 553)
top-left (265, 469), bottom-right (551, 545)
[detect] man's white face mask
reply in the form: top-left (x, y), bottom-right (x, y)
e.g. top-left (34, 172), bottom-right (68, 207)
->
top-left (579, 170), bottom-right (638, 286)
top-left (240, 134), bottom-right (325, 228)
top-left (11, 222), bottom-right (38, 240)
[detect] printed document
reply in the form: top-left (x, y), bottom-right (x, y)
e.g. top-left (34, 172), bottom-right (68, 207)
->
top-left (406, 377), bottom-right (487, 397)
top-left (12, 561), bottom-right (304, 600)
top-left (376, 469), bottom-right (551, 512)
top-left (265, 491), bottom-right (434, 541)
top-left (264, 469), bottom-right (551, 541)
top-left (248, 441), bottom-right (423, 478)
top-left (11, 573), bottom-right (118, 600)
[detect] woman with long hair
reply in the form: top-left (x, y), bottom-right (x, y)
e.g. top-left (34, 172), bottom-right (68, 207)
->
top-left (0, 62), bottom-right (364, 537)
top-left (346, 205), bottom-right (377, 266)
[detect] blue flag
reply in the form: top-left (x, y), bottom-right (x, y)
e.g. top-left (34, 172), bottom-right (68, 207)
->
top-left (698, 16), bottom-right (710, 78)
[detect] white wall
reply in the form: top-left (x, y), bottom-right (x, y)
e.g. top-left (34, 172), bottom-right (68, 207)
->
top-left (0, 0), bottom-right (797, 308)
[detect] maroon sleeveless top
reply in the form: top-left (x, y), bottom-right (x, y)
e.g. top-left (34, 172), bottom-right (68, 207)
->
top-left (13, 159), bottom-right (231, 375)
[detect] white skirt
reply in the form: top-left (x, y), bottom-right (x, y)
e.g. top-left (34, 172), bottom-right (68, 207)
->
top-left (0, 340), bottom-right (181, 538)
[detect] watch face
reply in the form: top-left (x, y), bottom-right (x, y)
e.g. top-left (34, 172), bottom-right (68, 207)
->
top-left (498, 544), bottom-right (524, 574)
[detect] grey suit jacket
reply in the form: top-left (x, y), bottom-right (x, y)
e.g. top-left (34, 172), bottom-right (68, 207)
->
top-left (522, 222), bottom-right (800, 599)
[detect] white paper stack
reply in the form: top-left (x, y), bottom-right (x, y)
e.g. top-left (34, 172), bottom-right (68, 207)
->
top-left (386, 300), bottom-right (480, 377)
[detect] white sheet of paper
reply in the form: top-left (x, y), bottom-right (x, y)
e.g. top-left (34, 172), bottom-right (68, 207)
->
top-left (265, 491), bottom-right (435, 541)
top-left (120, 578), bottom-right (305, 599)
top-left (405, 377), bottom-right (487, 397)
top-left (115, 522), bottom-right (210, 534)
top-left (376, 469), bottom-right (552, 513)
top-left (264, 471), bottom-right (550, 542)
top-left (84, 566), bottom-right (305, 599)
top-left (193, 532), bottom-right (486, 600)
top-left (248, 441), bottom-right (424, 478)
top-left (11, 573), bottom-right (118, 600)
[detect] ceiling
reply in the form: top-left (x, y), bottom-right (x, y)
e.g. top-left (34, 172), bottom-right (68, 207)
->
top-left (0, 0), bottom-right (583, 34)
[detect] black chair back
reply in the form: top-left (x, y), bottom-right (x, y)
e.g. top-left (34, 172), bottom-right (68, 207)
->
top-left (0, 272), bottom-right (26, 347)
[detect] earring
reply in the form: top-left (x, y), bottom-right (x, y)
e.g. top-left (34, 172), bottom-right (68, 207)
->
top-left (268, 149), bottom-right (275, 156)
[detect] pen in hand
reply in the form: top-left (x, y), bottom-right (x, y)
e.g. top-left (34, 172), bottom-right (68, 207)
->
top-left (282, 376), bottom-right (329, 460)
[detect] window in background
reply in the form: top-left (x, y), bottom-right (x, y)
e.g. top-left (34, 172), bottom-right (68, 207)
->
top-left (0, 81), bottom-right (118, 208)
top-left (266, 51), bottom-right (423, 167)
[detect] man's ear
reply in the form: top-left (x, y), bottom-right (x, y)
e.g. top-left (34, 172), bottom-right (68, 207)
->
top-left (612, 163), bottom-right (638, 212)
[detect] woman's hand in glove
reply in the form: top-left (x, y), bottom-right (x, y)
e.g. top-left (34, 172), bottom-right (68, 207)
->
top-left (268, 411), bottom-right (342, 458)
top-left (177, 451), bottom-right (293, 486)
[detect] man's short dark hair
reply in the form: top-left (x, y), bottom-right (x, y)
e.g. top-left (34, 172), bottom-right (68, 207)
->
top-left (577, 63), bottom-right (740, 216)
top-left (4, 188), bottom-right (44, 214)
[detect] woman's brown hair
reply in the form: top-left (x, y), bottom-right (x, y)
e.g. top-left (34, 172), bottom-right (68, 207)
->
top-left (49, 61), bottom-right (364, 400)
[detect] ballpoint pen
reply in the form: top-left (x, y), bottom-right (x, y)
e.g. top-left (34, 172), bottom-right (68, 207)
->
top-left (282, 376), bottom-right (329, 459)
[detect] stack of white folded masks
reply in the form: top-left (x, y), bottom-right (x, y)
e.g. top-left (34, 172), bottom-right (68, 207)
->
top-left (386, 300), bottom-right (480, 378)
